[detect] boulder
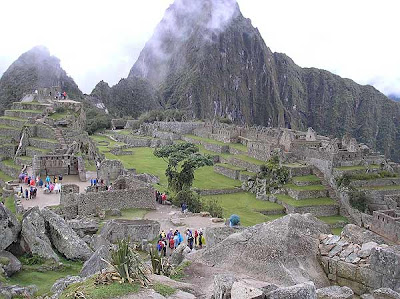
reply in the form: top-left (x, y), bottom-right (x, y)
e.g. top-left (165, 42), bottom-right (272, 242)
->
top-left (0, 203), bottom-right (21, 251)
top-left (205, 226), bottom-right (245, 249)
top-left (170, 243), bottom-right (192, 266)
top-left (266, 281), bottom-right (317, 299)
top-left (372, 288), bottom-right (400, 299)
top-left (80, 245), bottom-right (111, 277)
top-left (213, 273), bottom-right (237, 299)
top-left (199, 214), bottom-right (330, 287)
top-left (100, 219), bottom-right (160, 243)
top-left (316, 286), bottom-right (354, 299)
top-left (90, 234), bottom-right (111, 251)
top-left (168, 291), bottom-right (196, 299)
top-left (21, 207), bottom-right (59, 261)
top-left (231, 279), bottom-right (276, 299)
top-left (67, 218), bottom-right (99, 237)
top-left (358, 242), bottom-right (379, 258)
top-left (341, 224), bottom-right (388, 245)
top-left (370, 246), bottom-right (400, 286)
top-left (51, 275), bottom-right (86, 298)
top-left (0, 284), bottom-right (38, 299)
top-left (41, 208), bottom-right (93, 261)
top-left (0, 251), bottom-right (21, 277)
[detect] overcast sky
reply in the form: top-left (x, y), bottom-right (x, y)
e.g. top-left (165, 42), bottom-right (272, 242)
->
top-left (0, 0), bottom-right (399, 96)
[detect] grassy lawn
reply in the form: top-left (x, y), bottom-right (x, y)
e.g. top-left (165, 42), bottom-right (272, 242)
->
top-left (153, 283), bottom-right (176, 297)
top-left (7, 109), bottom-right (43, 113)
top-left (332, 227), bottom-right (343, 235)
top-left (30, 137), bottom-right (59, 144)
top-left (284, 183), bottom-right (326, 191)
top-left (362, 185), bottom-right (400, 191)
top-left (215, 163), bottom-right (244, 171)
top-left (234, 154), bottom-right (265, 166)
top-left (335, 165), bottom-right (380, 171)
top-left (2, 159), bottom-right (20, 169)
top-left (318, 215), bottom-right (348, 225)
top-left (193, 166), bottom-right (241, 190)
top-left (197, 144), bottom-right (232, 159)
top-left (276, 194), bottom-right (336, 207)
top-left (241, 170), bottom-right (255, 177)
top-left (0, 124), bottom-right (20, 130)
top-left (283, 163), bottom-right (306, 168)
top-left (18, 156), bottom-right (33, 162)
top-left (4, 196), bottom-right (16, 214)
top-left (0, 116), bottom-right (26, 121)
top-left (91, 135), bottom-right (125, 153)
top-left (229, 143), bottom-right (248, 152)
top-left (8, 257), bottom-right (83, 297)
top-left (292, 175), bottom-right (320, 182)
top-left (202, 192), bottom-right (285, 226)
top-left (0, 170), bottom-right (12, 182)
top-left (60, 277), bottom-right (140, 299)
top-left (110, 129), bottom-right (134, 136)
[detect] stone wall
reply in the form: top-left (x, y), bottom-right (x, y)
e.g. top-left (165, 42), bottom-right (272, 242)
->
top-left (350, 178), bottom-right (400, 188)
top-left (197, 188), bottom-right (242, 196)
top-left (247, 141), bottom-right (273, 162)
top-left (0, 159), bottom-right (20, 178)
top-left (214, 165), bottom-right (240, 180)
top-left (28, 138), bottom-right (58, 151)
top-left (226, 157), bottom-right (262, 173)
top-left (319, 234), bottom-right (400, 295)
top-left (287, 189), bottom-right (329, 200)
top-left (280, 201), bottom-right (339, 217)
top-left (203, 142), bottom-right (229, 154)
top-left (370, 210), bottom-right (400, 244)
top-left (0, 127), bottom-right (21, 141)
top-left (60, 187), bottom-right (156, 217)
top-left (33, 155), bottom-right (79, 176)
top-left (113, 134), bottom-right (151, 147)
top-left (152, 121), bottom-right (203, 135)
top-left (0, 144), bottom-right (17, 158)
top-left (97, 160), bottom-right (125, 182)
top-left (4, 110), bottom-right (43, 119)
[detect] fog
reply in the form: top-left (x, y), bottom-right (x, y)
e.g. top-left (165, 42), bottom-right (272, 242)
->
top-left (0, 0), bottom-right (399, 96)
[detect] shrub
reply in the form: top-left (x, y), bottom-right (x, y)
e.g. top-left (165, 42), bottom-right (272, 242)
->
top-left (106, 239), bottom-right (150, 286)
top-left (203, 199), bottom-right (223, 218)
top-left (349, 190), bottom-right (368, 212)
top-left (173, 190), bottom-right (202, 213)
top-left (149, 247), bottom-right (174, 277)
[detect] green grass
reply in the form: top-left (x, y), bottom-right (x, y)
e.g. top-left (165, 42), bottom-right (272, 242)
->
top-left (197, 144), bottom-right (232, 159)
top-left (0, 124), bottom-right (20, 130)
top-left (30, 137), bottom-right (59, 144)
top-left (240, 170), bottom-right (255, 177)
top-left (7, 109), bottom-right (43, 113)
top-left (284, 183), bottom-right (326, 191)
top-left (4, 197), bottom-right (16, 214)
top-left (202, 192), bottom-right (285, 226)
top-left (60, 277), bottom-right (140, 299)
top-left (85, 159), bottom-right (97, 171)
top-left (91, 135), bottom-right (125, 154)
top-left (229, 143), bottom-right (248, 152)
top-left (276, 194), bottom-right (336, 207)
top-left (0, 170), bottom-right (12, 182)
top-left (170, 261), bottom-right (191, 281)
top-left (2, 159), bottom-right (20, 169)
top-left (331, 227), bottom-right (343, 235)
top-left (26, 146), bottom-right (51, 154)
top-left (111, 129), bottom-right (134, 136)
top-left (192, 166), bottom-right (241, 190)
top-left (8, 257), bottom-right (83, 297)
top-left (0, 116), bottom-right (27, 121)
top-left (153, 283), bottom-right (176, 297)
top-left (18, 156), bottom-right (33, 162)
top-left (292, 175), bottom-right (320, 182)
top-left (215, 163), bottom-right (244, 171)
top-left (283, 163), bottom-right (306, 168)
top-left (335, 165), bottom-right (380, 171)
top-left (318, 215), bottom-right (348, 225)
top-left (234, 154), bottom-right (265, 166)
top-left (362, 185), bottom-right (400, 191)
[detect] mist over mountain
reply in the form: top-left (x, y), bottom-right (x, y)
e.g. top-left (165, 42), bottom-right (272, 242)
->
top-left (0, 46), bottom-right (83, 113)
top-left (389, 94), bottom-right (400, 102)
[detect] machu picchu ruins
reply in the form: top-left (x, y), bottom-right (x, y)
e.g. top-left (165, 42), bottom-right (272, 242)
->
top-left (1, 0), bottom-right (400, 298)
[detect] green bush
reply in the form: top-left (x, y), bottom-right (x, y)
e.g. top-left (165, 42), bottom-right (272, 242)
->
top-left (173, 190), bottom-right (202, 213)
top-left (203, 199), bottom-right (223, 218)
top-left (349, 190), bottom-right (367, 212)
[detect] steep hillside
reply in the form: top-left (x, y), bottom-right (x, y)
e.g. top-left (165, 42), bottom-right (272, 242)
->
top-left (127, 0), bottom-right (400, 161)
top-left (0, 46), bottom-right (83, 113)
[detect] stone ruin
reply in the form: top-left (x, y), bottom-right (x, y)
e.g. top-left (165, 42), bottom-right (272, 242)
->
top-left (59, 174), bottom-right (156, 219)
top-left (96, 159), bottom-right (125, 183)
top-left (370, 209), bottom-right (400, 243)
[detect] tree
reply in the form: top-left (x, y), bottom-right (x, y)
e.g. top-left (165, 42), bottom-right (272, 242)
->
top-left (153, 142), bottom-right (213, 193)
top-left (255, 155), bottom-right (289, 192)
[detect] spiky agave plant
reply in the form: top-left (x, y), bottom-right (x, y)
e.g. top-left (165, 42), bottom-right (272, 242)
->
top-left (105, 238), bottom-right (150, 286)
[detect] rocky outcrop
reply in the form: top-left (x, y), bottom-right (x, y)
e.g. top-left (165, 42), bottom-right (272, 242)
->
top-left (0, 284), bottom-right (38, 299)
top-left (170, 243), bottom-right (192, 267)
top-left (266, 282), bottom-right (317, 299)
top-left (50, 275), bottom-right (86, 299)
top-left (21, 207), bottom-right (59, 261)
top-left (0, 203), bottom-right (21, 251)
top-left (41, 208), bottom-right (93, 261)
top-left (67, 218), bottom-right (99, 237)
top-left (80, 245), bottom-right (110, 278)
top-left (213, 273), bottom-right (237, 299)
top-left (198, 214), bottom-right (330, 287)
top-left (316, 286), bottom-right (354, 299)
top-left (205, 226), bottom-right (245, 249)
top-left (0, 251), bottom-right (21, 277)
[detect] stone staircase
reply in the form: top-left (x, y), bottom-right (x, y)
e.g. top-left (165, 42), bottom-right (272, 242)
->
top-left (54, 128), bottom-right (68, 154)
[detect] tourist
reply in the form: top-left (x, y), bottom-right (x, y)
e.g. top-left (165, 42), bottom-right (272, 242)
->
top-left (178, 230), bottom-right (183, 245)
top-left (25, 189), bottom-right (28, 200)
top-left (186, 228), bottom-right (194, 250)
top-left (161, 193), bottom-right (167, 204)
top-left (173, 232), bottom-right (179, 248)
top-left (198, 229), bottom-right (204, 249)
top-left (181, 202), bottom-right (187, 214)
top-left (18, 173), bottom-right (24, 183)
top-left (160, 230), bottom-right (166, 239)
top-left (169, 237), bottom-right (175, 254)
top-left (38, 178), bottom-right (43, 188)
top-left (108, 183), bottom-right (112, 191)
top-left (46, 175), bottom-right (51, 184)
top-left (30, 178), bottom-right (35, 187)
top-left (59, 174), bottom-right (63, 182)
top-left (167, 228), bottom-right (174, 240)
top-left (63, 91), bottom-right (67, 99)
top-left (194, 230), bottom-right (199, 247)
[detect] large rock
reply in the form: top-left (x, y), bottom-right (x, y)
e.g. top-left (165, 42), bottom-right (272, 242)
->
top-left (231, 279), bottom-right (275, 299)
top-left (199, 214), bottom-right (330, 287)
top-left (372, 288), bottom-right (400, 299)
top-left (213, 273), bottom-right (237, 299)
top-left (266, 281), bottom-right (317, 299)
top-left (316, 286), bottom-right (354, 299)
top-left (100, 219), bottom-right (160, 243)
top-left (80, 245), bottom-right (110, 277)
top-left (341, 224), bottom-right (388, 245)
top-left (41, 208), bottom-right (93, 261)
top-left (51, 275), bottom-right (86, 298)
top-left (205, 226), bottom-right (245, 249)
top-left (170, 243), bottom-right (192, 266)
top-left (67, 218), bottom-right (99, 237)
top-left (0, 251), bottom-right (21, 277)
top-left (21, 207), bottom-right (59, 261)
top-left (370, 246), bottom-right (400, 292)
top-left (0, 203), bottom-right (21, 251)
top-left (0, 284), bottom-right (38, 299)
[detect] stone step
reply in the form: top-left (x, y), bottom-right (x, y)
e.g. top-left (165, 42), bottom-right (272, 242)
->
top-left (284, 184), bottom-right (329, 200)
top-left (0, 159), bottom-right (21, 179)
top-left (26, 146), bottom-right (51, 157)
top-left (29, 137), bottom-right (59, 151)
top-left (292, 175), bottom-right (321, 187)
top-left (197, 188), bottom-right (243, 196)
top-left (0, 125), bottom-right (21, 140)
top-left (11, 102), bottom-right (51, 111)
top-left (0, 116), bottom-right (28, 128)
top-left (15, 156), bottom-right (33, 167)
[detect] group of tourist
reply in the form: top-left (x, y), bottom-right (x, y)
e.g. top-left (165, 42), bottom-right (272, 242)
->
top-left (157, 228), bottom-right (205, 256)
top-left (54, 91), bottom-right (67, 100)
top-left (18, 173), bottom-right (63, 199)
top-left (155, 191), bottom-right (168, 205)
top-left (89, 178), bottom-right (113, 191)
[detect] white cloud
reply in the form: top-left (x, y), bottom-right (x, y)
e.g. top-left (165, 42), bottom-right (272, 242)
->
top-left (0, 0), bottom-right (399, 95)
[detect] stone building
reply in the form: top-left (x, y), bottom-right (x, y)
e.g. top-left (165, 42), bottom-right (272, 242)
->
top-left (371, 210), bottom-right (400, 244)
top-left (32, 154), bottom-right (85, 179)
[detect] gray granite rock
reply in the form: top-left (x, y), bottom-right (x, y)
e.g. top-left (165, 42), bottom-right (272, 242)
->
top-left (0, 203), bottom-right (21, 251)
top-left (316, 285), bottom-right (354, 299)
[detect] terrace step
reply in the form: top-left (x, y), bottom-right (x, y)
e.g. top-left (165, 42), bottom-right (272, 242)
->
top-left (292, 175), bottom-right (321, 187)
top-left (197, 187), bottom-right (243, 196)
top-left (0, 159), bottom-right (21, 178)
top-left (284, 184), bottom-right (329, 200)
top-left (0, 116), bottom-right (28, 128)
top-left (11, 102), bottom-right (51, 111)
top-left (15, 156), bottom-right (33, 167)
top-left (312, 167), bottom-right (340, 203)
top-left (29, 137), bottom-right (59, 151)
top-left (275, 194), bottom-right (339, 217)
top-left (26, 146), bottom-right (51, 157)
top-left (4, 109), bottom-right (43, 119)
top-left (318, 216), bottom-right (349, 229)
